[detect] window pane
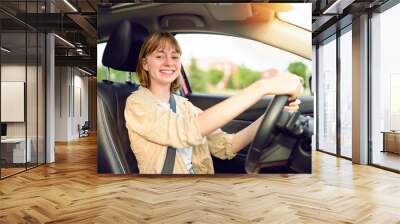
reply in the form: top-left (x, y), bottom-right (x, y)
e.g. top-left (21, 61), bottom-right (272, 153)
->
top-left (176, 34), bottom-right (311, 95)
top-left (317, 37), bottom-right (337, 154)
top-left (340, 29), bottom-right (352, 158)
top-left (1, 31), bottom-right (27, 177)
top-left (371, 3), bottom-right (400, 171)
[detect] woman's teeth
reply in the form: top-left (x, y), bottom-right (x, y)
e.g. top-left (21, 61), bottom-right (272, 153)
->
top-left (160, 70), bottom-right (174, 74)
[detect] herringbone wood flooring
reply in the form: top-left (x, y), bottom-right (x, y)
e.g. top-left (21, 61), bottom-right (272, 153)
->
top-left (1, 135), bottom-right (400, 223)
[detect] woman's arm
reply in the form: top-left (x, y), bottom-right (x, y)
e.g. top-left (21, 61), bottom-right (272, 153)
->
top-left (231, 114), bottom-right (265, 154)
top-left (196, 72), bottom-right (303, 137)
top-left (230, 99), bottom-right (301, 154)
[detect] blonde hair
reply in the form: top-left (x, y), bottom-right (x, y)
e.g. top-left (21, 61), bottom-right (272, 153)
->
top-left (136, 32), bottom-right (182, 92)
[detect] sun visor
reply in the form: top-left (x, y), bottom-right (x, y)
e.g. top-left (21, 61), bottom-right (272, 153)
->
top-left (159, 14), bottom-right (206, 29)
top-left (206, 3), bottom-right (253, 21)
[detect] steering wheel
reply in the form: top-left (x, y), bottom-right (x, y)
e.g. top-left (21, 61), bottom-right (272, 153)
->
top-left (245, 95), bottom-right (304, 174)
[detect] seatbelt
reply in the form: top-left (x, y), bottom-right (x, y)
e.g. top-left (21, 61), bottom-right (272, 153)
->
top-left (161, 94), bottom-right (177, 174)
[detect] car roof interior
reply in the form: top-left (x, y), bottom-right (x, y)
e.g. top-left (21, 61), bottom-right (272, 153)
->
top-left (98, 3), bottom-right (311, 60)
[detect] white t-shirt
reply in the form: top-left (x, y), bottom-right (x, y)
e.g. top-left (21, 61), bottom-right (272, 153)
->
top-left (159, 100), bottom-right (195, 174)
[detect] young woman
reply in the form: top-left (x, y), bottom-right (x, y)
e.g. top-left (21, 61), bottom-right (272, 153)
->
top-left (124, 32), bottom-right (303, 174)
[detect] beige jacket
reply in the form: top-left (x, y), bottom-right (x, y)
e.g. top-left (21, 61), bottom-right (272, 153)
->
top-left (124, 86), bottom-right (236, 174)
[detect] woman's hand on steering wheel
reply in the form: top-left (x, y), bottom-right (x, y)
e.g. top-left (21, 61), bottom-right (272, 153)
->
top-left (284, 99), bottom-right (301, 112)
top-left (255, 70), bottom-right (304, 100)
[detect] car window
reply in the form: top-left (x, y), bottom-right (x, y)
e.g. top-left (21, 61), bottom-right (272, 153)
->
top-left (175, 34), bottom-right (312, 96)
top-left (97, 42), bottom-right (139, 84)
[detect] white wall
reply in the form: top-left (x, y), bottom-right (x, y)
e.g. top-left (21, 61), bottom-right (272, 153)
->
top-left (54, 67), bottom-right (89, 141)
top-left (55, 67), bottom-right (69, 141)
top-left (1, 64), bottom-right (26, 81)
top-left (73, 73), bottom-right (89, 137)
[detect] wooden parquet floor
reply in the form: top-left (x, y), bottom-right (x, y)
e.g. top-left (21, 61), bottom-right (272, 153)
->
top-left (1, 134), bottom-right (400, 223)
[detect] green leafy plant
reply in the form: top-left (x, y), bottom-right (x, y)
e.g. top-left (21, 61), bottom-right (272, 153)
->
top-left (188, 58), bottom-right (207, 92)
top-left (236, 66), bottom-right (260, 89)
top-left (288, 61), bottom-right (312, 95)
top-left (288, 61), bottom-right (309, 88)
top-left (207, 69), bottom-right (224, 86)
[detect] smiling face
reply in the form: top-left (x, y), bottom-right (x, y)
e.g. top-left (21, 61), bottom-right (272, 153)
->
top-left (143, 43), bottom-right (181, 88)
top-left (137, 33), bottom-right (183, 92)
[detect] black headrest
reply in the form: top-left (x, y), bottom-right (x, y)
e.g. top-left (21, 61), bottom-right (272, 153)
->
top-left (102, 20), bottom-right (149, 72)
top-left (97, 81), bottom-right (140, 173)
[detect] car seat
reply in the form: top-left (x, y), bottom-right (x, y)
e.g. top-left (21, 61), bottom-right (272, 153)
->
top-left (97, 20), bottom-right (149, 173)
